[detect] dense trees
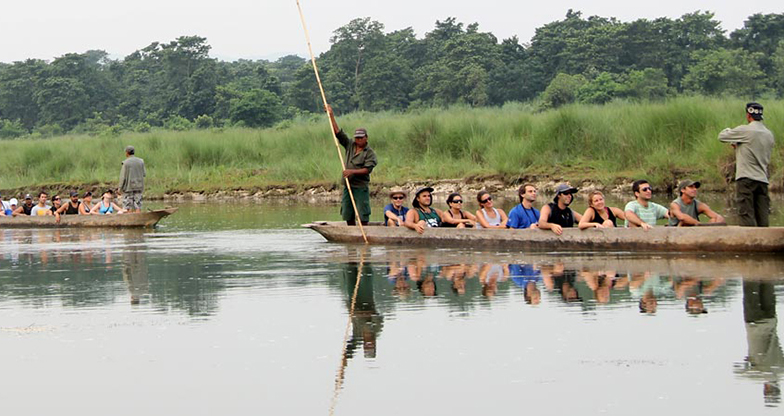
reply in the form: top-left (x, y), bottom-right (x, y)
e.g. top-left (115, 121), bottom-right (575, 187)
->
top-left (1, 11), bottom-right (783, 138)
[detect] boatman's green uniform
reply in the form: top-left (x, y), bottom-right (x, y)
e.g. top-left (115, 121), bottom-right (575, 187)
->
top-left (718, 103), bottom-right (774, 227)
top-left (337, 128), bottom-right (377, 225)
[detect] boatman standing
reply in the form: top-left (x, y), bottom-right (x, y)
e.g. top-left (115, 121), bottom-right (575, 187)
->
top-left (119, 145), bottom-right (146, 213)
top-left (327, 106), bottom-right (378, 226)
top-left (718, 103), bottom-right (775, 227)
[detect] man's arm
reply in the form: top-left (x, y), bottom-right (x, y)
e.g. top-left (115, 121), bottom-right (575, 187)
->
top-left (698, 202), bottom-right (725, 223)
top-left (670, 201), bottom-right (700, 226)
top-left (119, 162), bottom-right (127, 191)
top-left (538, 205), bottom-right (563, 235)
top-left (718, 125), bottom-right (752, 144)
top-left (326, 105), bottom-right (349, 149)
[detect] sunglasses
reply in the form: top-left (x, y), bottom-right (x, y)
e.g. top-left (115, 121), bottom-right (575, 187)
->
top-left (53, 198), bottom-right (60, 201)
top-left (481, 197), bottom-right (492, 203)
top-left (392, 196), bottom-right (405, 200)
top-left (640, 187), bottom-right (652, 192)
top-left (451, 200), bottom-right (463, 204)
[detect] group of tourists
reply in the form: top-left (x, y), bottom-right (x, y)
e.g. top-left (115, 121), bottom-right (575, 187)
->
top-left (0, 145), bottom-right (146, 221)
top-left (331, 102), bottom-right (774, 231)
top-left (383, 179), bottom-right (726, 234)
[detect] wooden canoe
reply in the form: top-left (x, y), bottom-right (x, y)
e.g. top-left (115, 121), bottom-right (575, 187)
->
top-left (0, 208), bottom-right (177, 229)
top-left (303, 221), bottom-right (784, 254)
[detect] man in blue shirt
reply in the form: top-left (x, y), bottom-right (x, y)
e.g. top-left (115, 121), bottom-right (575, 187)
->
top-left (507, 184), bottom-right (540, 229)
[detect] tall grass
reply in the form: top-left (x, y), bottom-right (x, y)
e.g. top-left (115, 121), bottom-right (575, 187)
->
top-left (0, 96), bottom-right (781, 195)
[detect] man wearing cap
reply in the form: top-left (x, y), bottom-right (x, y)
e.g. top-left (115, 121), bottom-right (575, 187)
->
top-left (119, 145), bottom-right (146, 213)
top-left (384, 189), bottom-right (409, 227)
top-left (54, 191), bottom-right (83, 223)
top-left (718, 102), bottom-right (775, 227)
top-left (507, 183), bottom-right (540, 229)
top-left (12, 194), bottom-right (35, 216)
top-left (669, 180), bottom-right (725, 226)
top-left (538, 184), bottom-right (582, 235)
top-left (327, 106), bottom-right (378, 226)
top-left (405, 187), bottom-right (443, 233)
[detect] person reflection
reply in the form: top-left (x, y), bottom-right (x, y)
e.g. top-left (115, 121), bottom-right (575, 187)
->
top-left (580, 269), bottom-right (617, 304)
top-left (541, 263), bottom-right (580, 304)
top-left (442, 264), bottom-right (477, 296)
top-left (387, 258), bottom-right (411, 298)
top-left (510, 263), bottom-right (542, 305)
top-left (343, 254), bottom-right (383, 360)
top-left (736, 279), bottom-right (783, 405)
top-left (122, 248), bottom-right (149, 305)
top-left (673, 277), bottom-right (725, 315)
top-left (407, 254), bottom-right (439, 297)
top-left (479, 263), bottom-right (509, 299)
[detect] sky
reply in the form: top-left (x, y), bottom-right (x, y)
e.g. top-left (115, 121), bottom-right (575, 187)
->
top-left (0, 0), bottom-right (781, 63)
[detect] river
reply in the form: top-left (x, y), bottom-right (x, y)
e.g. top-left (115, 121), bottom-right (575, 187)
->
top-left (1, 195), bottom-right (782, 415)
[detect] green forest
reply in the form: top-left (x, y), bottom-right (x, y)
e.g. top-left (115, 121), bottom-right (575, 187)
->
top-left (1, 10), bottom-right (784, 138)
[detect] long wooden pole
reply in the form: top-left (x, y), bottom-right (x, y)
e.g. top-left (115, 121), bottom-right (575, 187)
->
top-left (296, 0), bottom-right (368, 244)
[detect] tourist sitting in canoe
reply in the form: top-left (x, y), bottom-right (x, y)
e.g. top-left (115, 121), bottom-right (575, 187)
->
top-left (54, 191), bottom-right (83, 223)
top-left (404, 187), bottom-right (443, 233)
top-left (624, 179), bottom-right (669, 229)
top-left (442, 192), bottom-right (477, 228)
top-left (539, 184), bottom-right (582, 235)
top-left (12, 194), bottom-right (35, 216)
top-left (507, 184), bottom-right (540, 229)
top-left (7, 198), bottom-right (18, 216)
top-left (668, 180), bottom-right (725, 226)
top-left (49, 195), bottom-right (62, 214)
top-left (91, 190), bottom-right (126, 215)
top-left (475, 191), bottom-right (508, 229)
top-left (578, 191), bottom-right (627, 229)
top-left (383, 188), bottom-right (409, 227)
top-left (79, 191), bottom-right (93, 215)
top-left (0, 192), bottom-right (10, 216)
top-left (30, 192), bottom-right (53, 216)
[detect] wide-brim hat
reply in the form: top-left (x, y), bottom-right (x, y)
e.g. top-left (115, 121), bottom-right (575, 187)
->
top-left (389, 188), bottom-right (407, 198)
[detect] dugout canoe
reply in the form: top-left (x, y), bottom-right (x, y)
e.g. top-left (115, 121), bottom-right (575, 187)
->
top-left (0, 208), bottom-right (177, 229)
top-left (303, 221), bottom-right (784, 254)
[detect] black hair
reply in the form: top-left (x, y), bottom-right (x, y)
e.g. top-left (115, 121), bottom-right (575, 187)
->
top-left (632, 179), bottom-right (649, 194)
top-left (476, 190), bottom-right (490, 204)
top-left (446, 192), bottom-right (462, 204)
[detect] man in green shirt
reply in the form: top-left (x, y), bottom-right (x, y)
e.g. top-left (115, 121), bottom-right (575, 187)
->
top-left (718, 102), bottom-right (775, 227)
top-left (327, 106), bottom-right (378, 226)
top-left (669, 180), bottom-right (725, 226)
top-left (624, 179), bottom-right (669, 229)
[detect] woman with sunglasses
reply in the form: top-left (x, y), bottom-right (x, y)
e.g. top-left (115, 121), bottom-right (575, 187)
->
top-left (442, 193), bottom-right (477, 228)
top-left (579, 191), bottom-right (627, 229)
top-left (475, 191), bottom-right (508, 229)
top-left (384, 189), bottom-right (409, 227)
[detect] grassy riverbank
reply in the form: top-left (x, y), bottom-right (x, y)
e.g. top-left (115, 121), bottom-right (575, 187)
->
top-left (1, 97), bottom-right (782, 197)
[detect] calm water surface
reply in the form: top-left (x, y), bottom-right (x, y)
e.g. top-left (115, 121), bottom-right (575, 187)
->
top-left (1, 198), bottom-right (783, 416)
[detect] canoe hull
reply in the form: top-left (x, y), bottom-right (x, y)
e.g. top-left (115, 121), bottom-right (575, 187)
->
top-left (304, 222), bottom-right (784, 253)
top-left (0, 208), bottom-right (177, 229)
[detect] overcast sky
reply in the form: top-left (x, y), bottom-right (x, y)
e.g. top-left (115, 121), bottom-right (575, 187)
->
top-left (0, 0), bottom-right (780, 63)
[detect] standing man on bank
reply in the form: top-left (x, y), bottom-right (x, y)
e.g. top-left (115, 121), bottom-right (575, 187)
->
top-left (718, 103), bottom-right (775, 227)
top-left (119, 145), bottom-right (146, 213)
top-left (327, 106), bottom-right (378, 226)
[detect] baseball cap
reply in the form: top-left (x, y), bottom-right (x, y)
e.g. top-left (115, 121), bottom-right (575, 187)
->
top-left (69, 191), bottom-right (79, 197)
top-left (24, 194), bottom-right (32, 200)
top-left (353, 128), bottom-right (368, 138)
top-left (9, 198), bottom-right (18, 206)
top-left (746, 102), bottom-right (763, 120)
top-left (677, 180), bottom-right (701, 193)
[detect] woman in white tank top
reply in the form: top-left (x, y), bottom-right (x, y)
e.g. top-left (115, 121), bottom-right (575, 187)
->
top-left (475, 191), bottom-right (508, 229)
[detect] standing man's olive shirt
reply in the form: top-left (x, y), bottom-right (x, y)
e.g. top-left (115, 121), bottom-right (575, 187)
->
top-left (718, 121), bottom-right (775, 184)
top-left (336, 130), bottom-right (377, 188)
top-left (120, 155), bottom-right (146, 192)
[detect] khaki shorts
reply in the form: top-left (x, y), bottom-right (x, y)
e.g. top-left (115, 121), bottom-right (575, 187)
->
top-left (123, 191), bottom-right (143, 211)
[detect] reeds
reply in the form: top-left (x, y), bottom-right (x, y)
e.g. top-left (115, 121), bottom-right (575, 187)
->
top-left (1, 97), bottom-right (781, 194)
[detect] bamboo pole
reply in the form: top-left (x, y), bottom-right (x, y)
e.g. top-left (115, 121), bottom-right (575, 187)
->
top-left (296, 0), bottom-right (368, 244)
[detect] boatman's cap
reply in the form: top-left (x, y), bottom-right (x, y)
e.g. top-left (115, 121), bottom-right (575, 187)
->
top-left (746, 102), bottom-right (763, 120)
top-left (125, 145), bottom-right (135, 154)
top-left (24, 194), bottom-right (32, 200)
top-left (677, 180), bottom-right (701, 192)
top-left (353, 128), bottom-right (368, 138)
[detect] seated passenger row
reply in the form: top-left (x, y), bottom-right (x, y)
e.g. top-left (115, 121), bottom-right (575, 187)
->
top-left (0, 190), bottom-right (126, 219)
top-left (383, 179), bottom-right (725, 234)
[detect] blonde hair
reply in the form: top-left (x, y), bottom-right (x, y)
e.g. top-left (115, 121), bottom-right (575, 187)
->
top-left (587, 191), bottom-right (605, 208)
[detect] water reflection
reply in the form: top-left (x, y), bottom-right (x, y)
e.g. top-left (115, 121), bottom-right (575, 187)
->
top-left (737, 280), bottom-right (783, 406)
